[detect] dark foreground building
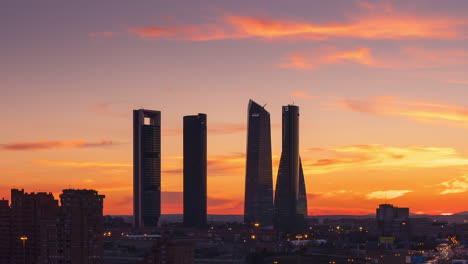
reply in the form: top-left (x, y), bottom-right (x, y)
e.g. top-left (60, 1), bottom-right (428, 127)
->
top-left (139, 238), bottom-right (195, 264)
top-left (133, 109), bottom-right (161, 228)
top-left (60, 189), bottom-right (105, 264)
top-left (244, 100), bottom-right (274, 226)
top-left (0, 199), bottom-right (10, 264)
top-left (0, 189), bottom-right (105, 264)
top-left (183, 113), bottom-right (207, 228)
top-left (274, 105), bottom-right (308, 231)
top-left (376, 204), bottom-right (409, 239)
top-left (10, 189), bottom-right (59, 264)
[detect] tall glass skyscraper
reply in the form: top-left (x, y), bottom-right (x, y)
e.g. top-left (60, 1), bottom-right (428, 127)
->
top-left (183, 113), bottom-right (207, 228)
top-left (244, 100), bottom-right (274, 226)
top-left (133, 109), bottom-right (161, 228)
top-left (274, 105), bottom-right (308, 231)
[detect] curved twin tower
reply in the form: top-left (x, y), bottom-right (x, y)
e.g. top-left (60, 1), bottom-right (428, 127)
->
top-left (244, 100), bottom-right (308, 231)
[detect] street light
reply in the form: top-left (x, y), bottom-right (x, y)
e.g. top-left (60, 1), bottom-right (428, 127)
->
top-left (20, 236), bottom-right (28, 264)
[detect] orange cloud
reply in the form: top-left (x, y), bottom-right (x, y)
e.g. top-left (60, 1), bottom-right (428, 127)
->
top-left (164, 123), bottom-right (246, 136)
top-left (279, 46), bottom-right (468, 70)
top-left (279, 47), bottom-right (376, 69)
top-left (36, 159), bottom-right (131, 168)
top-left (1, 139), bottom-right (114, 151)
top-left (303, 144), bottom-right (468, 174)
top-left (366, 190), bottom-right (413, 200)
top-left (439, 175), bottom-right (468, 195)
top-left (89, 102), bottom-right (128, 119)
top-left (290, 90), bottom-right (317, 99)
top-left (162, 153), bottom-right (245, 177)
top-left (334, 96), bottom-right (468, 128)
top-left (128, 3), bottom-right (466, 42)
top-left (128, 24), bottom-right (242, 41)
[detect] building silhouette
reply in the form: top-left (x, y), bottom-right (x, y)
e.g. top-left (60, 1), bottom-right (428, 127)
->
top-left (183, 113), bottom-right (207, 228)
top-left (141, 237), bottom-right (195, 264)
top-left (60, 189), bottom-right (105, 264)
top-left (0, 199), bottom-right (11, 264)
top-left (9, 189), bottom-right (59, 264)
top-left (274, 105), bottom-right (308, 231)
top-left (244, 100), bottom-right (274, 226)
top-left (133, 109), bottom-right (161, 228)
top-left (376, 204), bottom-right (409, 239)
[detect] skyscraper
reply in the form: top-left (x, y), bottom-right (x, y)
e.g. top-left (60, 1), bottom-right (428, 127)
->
top-left (183, 113), bottom-right (207, 228)
top-left (244, 100), bottom-right (274, 226)
top-left (134, 109), bottom-right (161, 228)
top-left (274, 105), bottom-right (308, 231)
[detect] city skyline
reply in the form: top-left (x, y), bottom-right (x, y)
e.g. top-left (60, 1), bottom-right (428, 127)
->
top-left (1, 0), bottom-right (468, 216)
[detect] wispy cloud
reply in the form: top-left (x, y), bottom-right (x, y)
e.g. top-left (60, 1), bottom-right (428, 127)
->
top-left (279, 47), bottom-right (375, 69)
top-left (208, 153), bottom-right (245, 175)
top-left (278, 46), bottom-right (468, 70)
top-left (88, 102), bottom-right (128, 119)
top-left (127, 2), bottom-right (466, 42)
top-left (439, 175), bottom-right (468, 194)
top-left (1, 139), bottom-right (114, 151)
top-left (36, 159), bottom-right (131, 168)
top-left (366, 190), bottom-right (412, 200)
top-left (164, 123), bottom-right (246, 136)
top-left (163, 153), bottom-right (245, 176)
top-left (333, 96), bottom-right (468, 129)
top-left (304, 144), bottom-right (468, 174)
top-left (309, 190), bottom-right (350, 199)
top-left (290, 90), bottom-right (316, 99)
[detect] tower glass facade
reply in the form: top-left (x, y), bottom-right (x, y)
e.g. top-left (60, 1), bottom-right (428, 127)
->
top-left (133, 109), bottom-right (161, 228)
top-left (183, 113), bottom-right (207, 228)
top-left (274, 105), bottom-right (307, 231)
top-left (244, 100), bottom-right (274, 226)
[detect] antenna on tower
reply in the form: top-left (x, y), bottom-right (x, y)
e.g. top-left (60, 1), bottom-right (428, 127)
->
top-left (262, 103), bottom-right (267, 108)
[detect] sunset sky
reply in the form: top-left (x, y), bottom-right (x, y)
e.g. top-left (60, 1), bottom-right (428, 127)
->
top-left (1, 0), bottom-right (468, 216)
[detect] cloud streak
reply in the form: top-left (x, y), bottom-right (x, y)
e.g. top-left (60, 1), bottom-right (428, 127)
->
top-left (127, 3), bottom-right (466, 42)
top-left (304, 144), bottom-right (468, 174)
top-left (279, 47), bottom-right (375, 69)
top-left (278, 46), bottom-right (468, 70)
top-left (164, 123), bottom-right (246, 136)
top-left (290, 90), bottom-right (317, 99)
top-left (36, 159), bottom-right (131, 168)
top-left (1, 139), bottom-right (114, 151)
top-left (439, 175), bottom-right (468, 194)
top-left (333, 96), bottom-right (468, 129)
top-left (366, 190), bottom-right (412, 200)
